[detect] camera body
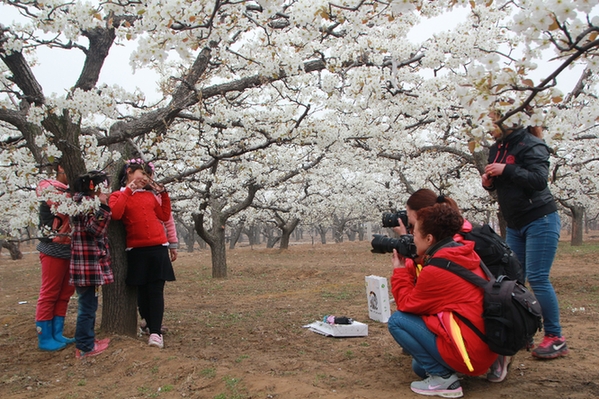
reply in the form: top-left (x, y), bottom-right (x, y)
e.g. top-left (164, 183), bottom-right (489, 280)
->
top-left (382, 210), bottom-right (409, 228)
top-left (73, 170), bottom-right (109, 194)
top-left (370, 234), bottom-right (417, 259)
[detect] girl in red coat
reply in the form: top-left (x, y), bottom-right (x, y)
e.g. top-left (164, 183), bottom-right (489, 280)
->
top-left (388, 196), bottom-right (497, 398)
top-left (109, 159), bottom-right (175, 349)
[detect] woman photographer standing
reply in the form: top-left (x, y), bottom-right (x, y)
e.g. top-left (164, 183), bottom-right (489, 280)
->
top-left (387, 197), bottom-right (497, 398)
top-left (482, 112), bottom-right (567, 360)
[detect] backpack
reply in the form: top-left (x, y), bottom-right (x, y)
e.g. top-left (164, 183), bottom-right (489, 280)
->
top-left (427, 257), bottom-right (543, 356)
top-left (460, 224), bottom-right (523, 283)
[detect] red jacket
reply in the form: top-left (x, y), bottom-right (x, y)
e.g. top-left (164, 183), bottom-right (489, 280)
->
top-left (400, 220), bottom-right (473, 280)
top-left (391, 239), bottom-right (497, 376)
top-left (109, 187), bottom-right (171, 248)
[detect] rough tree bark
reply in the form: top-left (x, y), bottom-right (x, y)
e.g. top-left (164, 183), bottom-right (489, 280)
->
top-left (229, 222), bottom-right (244, 250)
top-left (102, 221), bottom-right (138, 336)
top-left (317, 225), bottom-right (327, 244)
top-left (569, 205), bottom-right (584, 246)
top-left (0, 240), bottom-right (23, 260)
top-left (272, 215), bottom-right (300, 250)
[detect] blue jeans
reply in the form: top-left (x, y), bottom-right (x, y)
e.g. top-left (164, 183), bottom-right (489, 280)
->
top-left (75, 286), bottom-right (98, 352)
top-left (506, 211), bottom-right (562, 337)
top-left (388, 311), bottom-right (452, 377)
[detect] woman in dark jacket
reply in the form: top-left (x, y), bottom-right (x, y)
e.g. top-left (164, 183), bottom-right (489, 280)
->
top-left (482, 115), bottom-right (567, 360)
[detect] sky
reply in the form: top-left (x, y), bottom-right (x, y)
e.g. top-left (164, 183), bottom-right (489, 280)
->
top-left (22, 43), bottom-right (161, 102)
top-left (0, 4), bottom-right (161, 101)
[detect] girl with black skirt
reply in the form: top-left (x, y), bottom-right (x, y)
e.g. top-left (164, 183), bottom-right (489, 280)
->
top-left (109, 159), bottom-right (175, 349)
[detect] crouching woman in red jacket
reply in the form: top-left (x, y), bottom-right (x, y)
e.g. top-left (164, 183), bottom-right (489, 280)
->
top-left (387, 197), bottom-right (497, 398)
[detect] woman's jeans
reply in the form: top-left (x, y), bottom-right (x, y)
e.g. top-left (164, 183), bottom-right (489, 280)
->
top-left (75, 286), bottom-right (98, 352)
top-left (506, 211), bottom-right (562, 337)
top-left (388, 310), bottom-right (452, 378)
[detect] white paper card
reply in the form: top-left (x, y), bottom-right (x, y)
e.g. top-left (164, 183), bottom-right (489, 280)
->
top-left (365, 275), bottom-right (391, 323)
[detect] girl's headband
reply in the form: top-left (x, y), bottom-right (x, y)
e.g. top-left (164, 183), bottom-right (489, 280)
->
top-left (126, 158), bottom-right (154, 172)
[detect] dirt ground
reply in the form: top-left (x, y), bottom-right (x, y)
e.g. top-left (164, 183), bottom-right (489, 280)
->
top-left (1, 239), bottom-right (599, 399)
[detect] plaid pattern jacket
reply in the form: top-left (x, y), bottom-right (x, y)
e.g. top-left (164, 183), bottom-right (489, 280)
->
top-left (69, 193), bottom-right (114, 287)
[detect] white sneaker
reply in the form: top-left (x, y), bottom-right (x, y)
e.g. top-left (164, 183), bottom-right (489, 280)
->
top-left (487, 355), bottom-right (511, 383)
top-left (410, 373), bottom-right (463, 398)
top-left (148, 333), bottom-right (164, 349)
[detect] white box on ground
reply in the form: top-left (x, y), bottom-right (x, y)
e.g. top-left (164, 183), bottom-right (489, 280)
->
top-left (304, 320), bottom-right (368, 337)
top-left (365, 275), bottom-right (391, 323)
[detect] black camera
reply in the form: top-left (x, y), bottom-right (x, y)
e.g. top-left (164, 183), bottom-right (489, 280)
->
top-left (382, 210), bottom-right (409, 228)
top-left (73, 170), bottom-right (109, 194)
top-left (371, 234), bottom-right (417, 259)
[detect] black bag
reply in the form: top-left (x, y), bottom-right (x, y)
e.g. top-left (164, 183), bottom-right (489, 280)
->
top-left (427, 257), bottom-right (542, 356)
top-left (38, 201), bottom-right (57, 243)
top-left (37, 185), bottom-right (70, 244)
top-left (460, 224), bottom-right (523, 283)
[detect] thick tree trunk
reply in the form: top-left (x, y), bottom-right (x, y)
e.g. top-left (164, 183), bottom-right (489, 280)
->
top-left (358, 223), bottom-right (365, 241)
top-left (243, 224), bottom-right (261, 246)
top-left (570, 205), bottom-right (584, 246)
top-left (1, 240), bottom-right (23, 260)
top-left (184, 223), bottom-right (196, 253)
top-left (102, 220), bottom-right (138, 336)
top-left (279, 218), bottom-right (299, 249)
top-left (229, 223), bottom-right (244, 250)
top-left (317, 225), bottom-right (327, 244)
top-left (280, 233), bottom-right (291, 249)
top-left (266, 235), bottom-right (281, 248)
top-left (263, 225), bottom-right (280, 248)
top-left (250, 224), bottom-right (261, 245)
top-left (332, 225), bottom-right (344, 243)
top-left (346, 230), bottom-right (356, 241)
top-left (210, 227), bottom-right (228, 278)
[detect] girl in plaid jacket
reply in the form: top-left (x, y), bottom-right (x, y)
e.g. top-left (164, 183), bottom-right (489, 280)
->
top-left (70, 171), bottom-right (113, 358)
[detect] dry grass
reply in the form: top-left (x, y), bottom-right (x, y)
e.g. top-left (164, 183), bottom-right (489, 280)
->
top-left (1, 240), bottom-right (599, 399)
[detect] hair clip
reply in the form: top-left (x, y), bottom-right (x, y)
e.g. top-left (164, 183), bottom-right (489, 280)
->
top-left (125, 158), bottom-right (155, 172)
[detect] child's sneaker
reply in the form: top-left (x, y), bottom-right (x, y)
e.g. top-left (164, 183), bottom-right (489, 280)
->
top-left (532, 335), bottom-right (569, 359)
top-left (410, 373), bottom-right (463, 398)
top-left (487, 355), bottom-right (511, 383)
top-left (76, 338), bottom-right (110, 359)
top-left (148, 333), bottom-right (164, 349)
